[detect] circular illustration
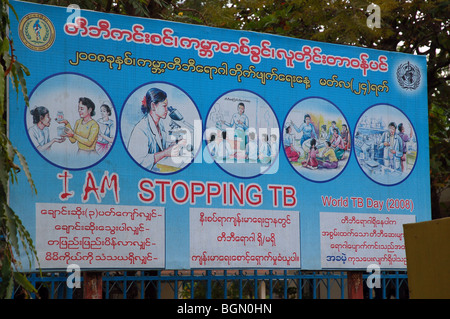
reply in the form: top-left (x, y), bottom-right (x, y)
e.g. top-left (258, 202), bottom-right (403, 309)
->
top-left (205, 90), bottom-right (280, 178)
top-left (354, 104), bottom-right (417, 185)
top-left (26, 73), bottom-right (116, 169)
top-left (121, 82), bottom-right (201, 174)
top-left (283, 97), bottom-right (351, 182)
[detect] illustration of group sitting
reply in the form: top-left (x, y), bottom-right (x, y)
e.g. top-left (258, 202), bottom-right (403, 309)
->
top-left (207, 102), bottom-right (278, 164)
top-left (207, 129), bottom-right (277, 164)
top-left (28, 97), bottom-right (115, 157)
top-left (284, 114), bottom-right (351, 170)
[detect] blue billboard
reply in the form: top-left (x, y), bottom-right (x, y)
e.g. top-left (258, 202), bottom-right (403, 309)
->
top-left (9, 0), bottom-right (430, 270)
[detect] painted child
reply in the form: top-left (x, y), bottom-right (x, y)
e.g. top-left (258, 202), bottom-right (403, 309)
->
top-left (302, 138), bottom-right (318, 169)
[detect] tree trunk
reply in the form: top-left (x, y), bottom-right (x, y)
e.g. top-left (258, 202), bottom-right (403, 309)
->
top-left (431, 184), bottom-right (441, 220)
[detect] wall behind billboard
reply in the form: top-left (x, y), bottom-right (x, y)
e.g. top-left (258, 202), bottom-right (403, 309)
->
top-left (8, 0), bottom-right (431, 271)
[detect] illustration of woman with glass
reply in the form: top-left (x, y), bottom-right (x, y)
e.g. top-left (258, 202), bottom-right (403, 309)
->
top-left (96, 103), bottom-right (115, 156)
top-left (127, 88), bottom-right (184, 170)
top-left (60, 97), bottom-right (100, 156)
top-left (28, 106), bottom-right (65, 152)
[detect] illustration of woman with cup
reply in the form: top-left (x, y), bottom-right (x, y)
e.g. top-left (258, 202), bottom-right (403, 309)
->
top-left (28, 106), bottom-right (66, 152)
top-left (59, 97), bottom-right (100, 156)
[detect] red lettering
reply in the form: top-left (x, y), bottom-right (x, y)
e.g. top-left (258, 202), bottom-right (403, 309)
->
top-left (171, 180), bottom-right (189, 204)
top-left (283, 186), bottom-right (296, 207)
top-left (229, 183), bottom-right (245, 206)
top-left (267, 184), bottom-right (283, 207)
top-left (246, 184), bottom-right (262, 206)
top-left (82, 171), bottom-right (100, 202)
top-left (57, 170), bottom-right (75, 201)
top-left (155, 179), bottom-right (171, 203)
top-left (190, 181), bottom-right (205, 204)
top-left (206, 182), bottom-right (221, 205)
top-left (138, 179), bottom-right (155, 203)
top-left (100, 171), bottom-right (120, 203)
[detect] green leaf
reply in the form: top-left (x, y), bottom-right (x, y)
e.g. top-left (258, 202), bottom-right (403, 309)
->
top-left (0, 66), bottom-right (4, 119)
top-left (3, 204), bottom-right (19, 257)
top-left (0, 150), bottom-right (8, 198)
top-left (14, 212), bottom-right (38, 268)
top-left (8, 62), bottom-right (20, 94)
top-left (16, 151), bottom-right (36, 193)
top-left (6, 0), bottom-right (19, 21)
top-left (13, 60), bottom-right (30, 105)
top-left (0, 253), bottom-right (14, 299)
top-left (13, 272), bottom-right (38, 296)
top-left (0, 36), bottom-right (9, 53)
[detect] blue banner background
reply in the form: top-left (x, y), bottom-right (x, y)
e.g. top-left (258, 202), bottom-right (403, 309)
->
top-left (8, 0), bottom-right (431, 270)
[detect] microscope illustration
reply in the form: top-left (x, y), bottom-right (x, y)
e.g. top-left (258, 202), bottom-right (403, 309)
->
top-left (167, 106), bottom-right (194, 155)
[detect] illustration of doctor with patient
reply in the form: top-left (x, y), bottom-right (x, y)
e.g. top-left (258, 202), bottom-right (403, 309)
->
top-left (221, 102), bottom-right (249, 150)
top-left (379, 121), bottom-right (403, 171)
